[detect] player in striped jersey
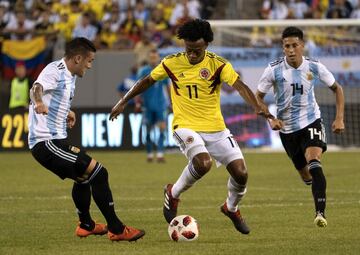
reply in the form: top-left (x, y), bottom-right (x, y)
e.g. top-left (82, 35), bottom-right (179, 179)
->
top-left (256, 26), bottom-right (345, 227)
top-left (28, 37), bottom-right (145, 241)
top-left (110, 19), bottom-right (272, 234)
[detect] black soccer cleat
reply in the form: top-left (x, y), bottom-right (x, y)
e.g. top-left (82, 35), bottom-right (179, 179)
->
top-left (163, 184), bottom-right (180, 223)
top-left (220, 202), bottom-right (250, 234)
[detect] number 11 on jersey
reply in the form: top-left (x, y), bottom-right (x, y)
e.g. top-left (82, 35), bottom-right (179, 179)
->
top-left (186, 85), bottom-right (198, 99)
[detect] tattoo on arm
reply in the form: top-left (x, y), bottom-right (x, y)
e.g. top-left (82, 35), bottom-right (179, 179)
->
top-left (31, 83), bottom-right (44, 103)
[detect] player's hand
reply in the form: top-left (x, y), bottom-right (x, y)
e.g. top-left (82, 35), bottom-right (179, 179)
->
top-left (268, 118), bottom-right (283, 131)
top-left (109, 99), bottom-right (126, 121)
top-left (67, 110), bottom-right (76, 129)
top-left (34, 102), bottom-right (48, 115)
top-left (332, 118), bottom-right (345, 134)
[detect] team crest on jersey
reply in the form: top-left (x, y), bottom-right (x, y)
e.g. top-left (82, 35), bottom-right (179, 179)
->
top-left (306, 72), bottom-right (313, 81)
top-left (199, 68), bottom-right (210, 79)
top-left (185, 136), bottom-right (194, 144)
top-left (70, 146), bottom-right (80, 153)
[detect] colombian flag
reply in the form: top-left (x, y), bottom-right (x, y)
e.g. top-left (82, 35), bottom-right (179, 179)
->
top-left (1, 36), bottom-right (47, 80)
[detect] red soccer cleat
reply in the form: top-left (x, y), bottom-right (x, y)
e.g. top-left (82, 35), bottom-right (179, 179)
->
top-left (108, 226), bottom-right (145, 242)
top-left (75, 222), bottom-right (108, 237)
top-left (163, 184), bottom-right (180, 223)
top-left (220, 202), bottom-right (250, 234)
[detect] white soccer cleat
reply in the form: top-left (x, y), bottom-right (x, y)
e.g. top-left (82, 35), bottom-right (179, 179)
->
top-left (314, 212), bottom-right (327, 227)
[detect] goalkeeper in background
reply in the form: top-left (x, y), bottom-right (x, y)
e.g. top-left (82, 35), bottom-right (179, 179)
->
top-left (256, 26), bottom-right (345, 227)
top-left (110, 19), bottom-right (273, 234)
top-left (137, 49), bottom-right (170, 163)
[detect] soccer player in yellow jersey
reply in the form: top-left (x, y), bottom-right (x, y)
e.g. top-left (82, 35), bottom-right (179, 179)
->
top-left (110, 19), bottom-right (272, 234)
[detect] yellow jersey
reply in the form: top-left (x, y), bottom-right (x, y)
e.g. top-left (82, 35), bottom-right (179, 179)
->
top-left (151, 51), bottom-right (239, 132)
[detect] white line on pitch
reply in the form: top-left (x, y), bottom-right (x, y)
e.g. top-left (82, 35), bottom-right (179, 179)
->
top-left (0, 200), bottom-right (358, 215)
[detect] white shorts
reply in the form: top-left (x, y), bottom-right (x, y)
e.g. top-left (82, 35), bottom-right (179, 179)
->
top-left (173, 128), bottom-right (244, 167)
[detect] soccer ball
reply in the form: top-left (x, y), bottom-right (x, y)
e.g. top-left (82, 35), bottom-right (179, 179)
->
top-left (168, 215), bottom-right (199, 242)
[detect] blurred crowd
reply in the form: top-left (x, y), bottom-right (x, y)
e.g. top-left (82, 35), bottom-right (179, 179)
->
top-left (0, 0), bottom-right (217, 52)
top-left (250, 0), bottom-right (360, 47)
top-left (0, 0), bottom-right (218, 110)
top-left (0, 0), bottom-right (359, 110)
top-left (1, 0), bottom-right (359, 52)
top-left (260, 0), bottom-right (360, 20)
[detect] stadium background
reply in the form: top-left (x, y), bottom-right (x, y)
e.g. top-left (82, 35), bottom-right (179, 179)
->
top-left (1, 0), bottom-right (359, 151)
top-left (1, 1), bottom-right (360, 255)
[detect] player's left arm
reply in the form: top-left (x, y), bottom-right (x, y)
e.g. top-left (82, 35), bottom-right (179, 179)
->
top-left (329, 81), bottom-right (345, 133)
top-left (165, 79), bottom-right (172, 111)
top-left (233, 79), bottom-right (273, 119)
top-left (67, 110), bottom-right (76, 129)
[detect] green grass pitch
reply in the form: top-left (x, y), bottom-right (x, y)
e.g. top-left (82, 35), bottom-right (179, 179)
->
top-left (0, 151), bottom-right (359, 255)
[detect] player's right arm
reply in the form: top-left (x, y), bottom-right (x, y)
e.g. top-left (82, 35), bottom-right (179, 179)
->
top-left (30, 83), bottom-right (49, 115)
top-left (256, 90), bottom-right (283, 130)
top-left (30, 62), bottom-right (60, 115)
top-left (233, 79), bottom-right (272, 117)
top-left (110, 75), bottom-right (156, 120)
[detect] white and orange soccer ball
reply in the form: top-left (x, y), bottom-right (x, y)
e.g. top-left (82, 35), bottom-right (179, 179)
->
top-left (168, 215), bottom-right (199, 242)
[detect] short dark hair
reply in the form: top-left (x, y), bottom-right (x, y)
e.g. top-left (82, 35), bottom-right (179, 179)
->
top-left (282, 26), bottom-right (304, 40)
top-left (65, 37), bottom-right (96, 58)
top-left (177, 19), bottom-right (213, 43)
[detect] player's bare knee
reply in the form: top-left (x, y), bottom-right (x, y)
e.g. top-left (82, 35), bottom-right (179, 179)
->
top-left (299, 167), bottom-right (311, 178)
top-left (234, 168), bottom-right (248, 184)
top-left (227, 160), bottom-right (247, 184)
top-left (237, 163), bottom-right (248, 176)
top-left (192, 153), bottom-right (212, 175)
top-left (306, 156), bottom-right (321, 163)
top-left (239, 168), bottom-right (248, 178)
top-left (305, 147), bottom-right (322, 163)
top-left (76, 159), bottom-right (97, 182)
top-left (193, 158), bottom-right (212, 174)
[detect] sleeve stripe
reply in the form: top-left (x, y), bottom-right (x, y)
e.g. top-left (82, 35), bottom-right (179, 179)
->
top-left (162, 62), bottom-right (180, 96)
top-left (208, 64), bottom-right (226, 94)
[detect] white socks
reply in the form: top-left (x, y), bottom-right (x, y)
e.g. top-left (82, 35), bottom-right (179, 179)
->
top-left (226, 177), bottom-right (247, 212)
top-left (171, 164), bottom-right (246, 212)
top-left (172, 163), bottom-right (200, 198)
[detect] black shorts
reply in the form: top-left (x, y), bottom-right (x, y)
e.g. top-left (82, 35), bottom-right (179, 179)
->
top-left (31, 139), bottom-right (92, 180)
top-left (280, 119), bottom-right (327, 170)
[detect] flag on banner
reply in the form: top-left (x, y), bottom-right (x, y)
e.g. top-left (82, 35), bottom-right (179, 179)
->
top-left (1, 36), bottom-right (47, 80)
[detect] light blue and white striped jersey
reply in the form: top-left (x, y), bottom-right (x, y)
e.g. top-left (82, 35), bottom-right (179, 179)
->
top-left (258, 56), bottom-right (335, 134)
top-left (28, 58), bottom-right (76, 149)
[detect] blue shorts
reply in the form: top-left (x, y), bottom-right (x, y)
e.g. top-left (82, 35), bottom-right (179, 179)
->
top-left (143, 109), bottom-right (167, 126)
